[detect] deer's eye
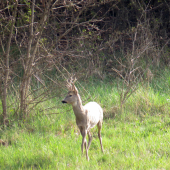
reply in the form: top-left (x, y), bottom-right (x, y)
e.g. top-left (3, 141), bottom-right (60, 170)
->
top-left (69, 95), bottom-right (72, 97)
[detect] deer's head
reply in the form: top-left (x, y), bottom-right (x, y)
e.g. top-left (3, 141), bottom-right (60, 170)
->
top-left (62, 78), bottom-right (78, 106)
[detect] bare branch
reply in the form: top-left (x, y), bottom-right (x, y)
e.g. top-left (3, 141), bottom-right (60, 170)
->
top-left (1, 1), bottom-right (18, 125)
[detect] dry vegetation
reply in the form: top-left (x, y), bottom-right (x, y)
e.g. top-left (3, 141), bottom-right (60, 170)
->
top-left (0, 0), bottom-right (170, 124)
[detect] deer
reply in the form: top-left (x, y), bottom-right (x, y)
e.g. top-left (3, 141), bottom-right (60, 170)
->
top-left (62, 78), bottom-right (104, 161)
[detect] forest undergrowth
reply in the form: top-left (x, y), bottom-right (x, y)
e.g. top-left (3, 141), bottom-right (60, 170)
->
top-left (0, 68), bottom-right (170, 169)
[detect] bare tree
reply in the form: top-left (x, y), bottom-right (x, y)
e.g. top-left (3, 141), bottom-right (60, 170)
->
top-left (110, 16), bottom-right (155, 113)
top-left (0, 0), bottom-right (18, 125)
top-left (19, 0), bottom-right (52, 119)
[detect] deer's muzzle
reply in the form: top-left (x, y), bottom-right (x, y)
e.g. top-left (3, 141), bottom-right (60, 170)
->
top-left (62, 100), bottom-right (67, 103)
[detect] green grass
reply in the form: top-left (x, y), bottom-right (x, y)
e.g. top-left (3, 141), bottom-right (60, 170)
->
top-left (0, 69), bottom-right (170, 169)
top-left (1, 115), bottom-right (170, 169)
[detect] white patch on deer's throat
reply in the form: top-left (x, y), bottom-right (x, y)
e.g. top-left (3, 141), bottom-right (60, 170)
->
top-left (72, 101), bottom-right (77, 107)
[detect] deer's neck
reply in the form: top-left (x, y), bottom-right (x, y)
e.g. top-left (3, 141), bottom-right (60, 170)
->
top-left (72, 94), bottom-right (85, 116)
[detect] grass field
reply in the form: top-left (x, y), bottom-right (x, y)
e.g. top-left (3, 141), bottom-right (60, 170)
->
top-left (0, 69), bottom-right (170, 169)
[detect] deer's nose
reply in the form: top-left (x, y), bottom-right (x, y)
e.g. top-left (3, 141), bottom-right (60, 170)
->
top-left (62, 100), bottom-right (67, 103)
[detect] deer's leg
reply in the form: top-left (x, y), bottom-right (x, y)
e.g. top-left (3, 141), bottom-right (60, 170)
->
top-left (87, 130), bottom-right (93, 151)
top-left (80, 127), bottom-right (89, 161)
top-left (97, 121), bottom-right (104, 152)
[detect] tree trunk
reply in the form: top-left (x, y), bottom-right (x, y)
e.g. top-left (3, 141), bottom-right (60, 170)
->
top-left (1, 1), bottom-right (18, 125)
top-left (19, 0), bottom-right (51, 119)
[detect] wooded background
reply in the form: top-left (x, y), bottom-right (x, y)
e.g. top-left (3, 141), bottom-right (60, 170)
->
top-left (0, 0), bottom-right (170, 124)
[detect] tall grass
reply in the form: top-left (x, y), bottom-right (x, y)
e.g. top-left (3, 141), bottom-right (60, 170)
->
top-left (0, 69), bottom-right (170, 169)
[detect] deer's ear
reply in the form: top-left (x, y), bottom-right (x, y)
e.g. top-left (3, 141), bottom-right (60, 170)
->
top-left (73, 84), bottom-right (78, 94)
